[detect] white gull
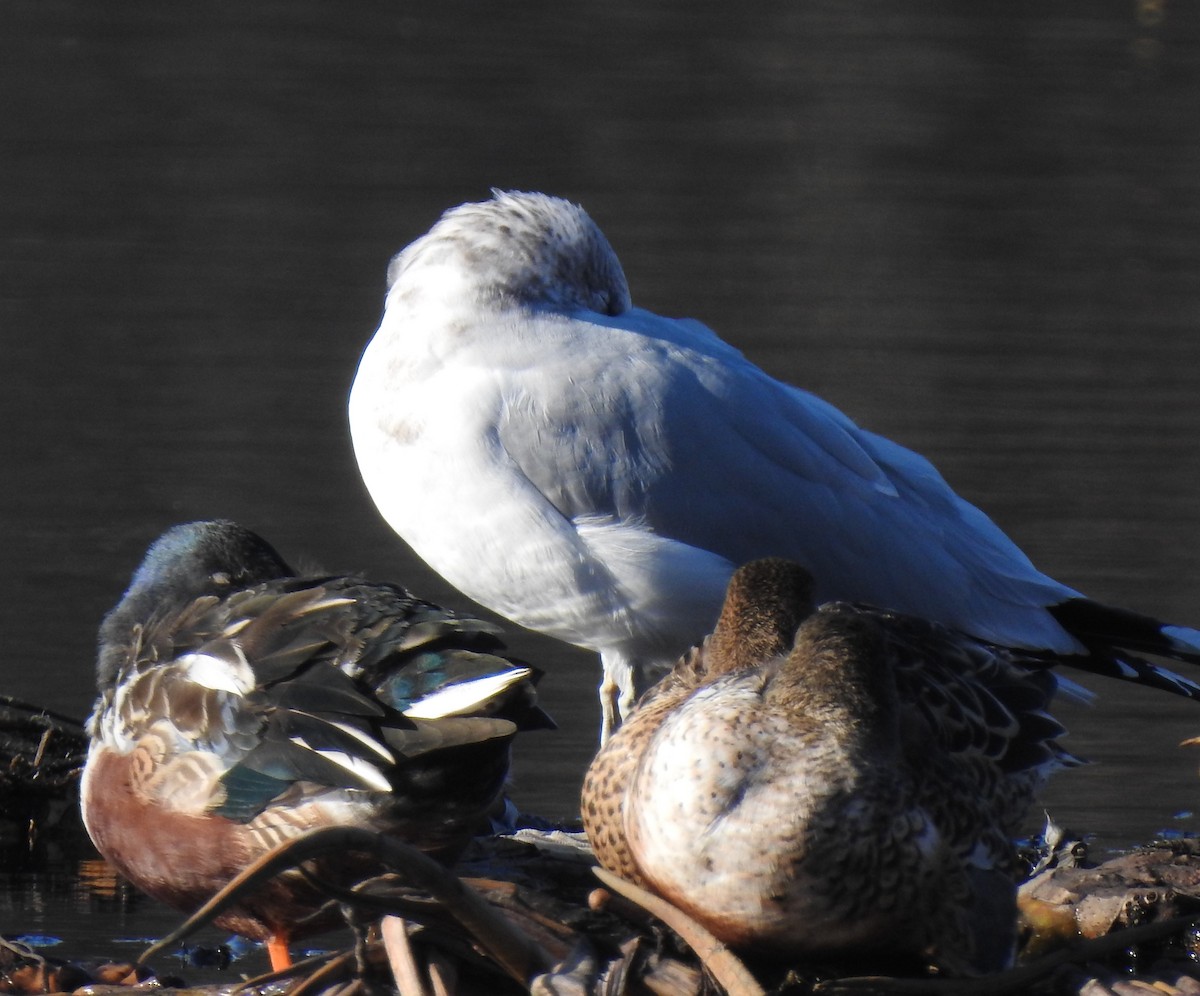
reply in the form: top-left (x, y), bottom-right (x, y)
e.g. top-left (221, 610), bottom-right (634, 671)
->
top-left (349, 189), bottom-right (1200, 741)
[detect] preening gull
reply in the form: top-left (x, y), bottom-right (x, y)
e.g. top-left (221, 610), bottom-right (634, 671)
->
top-left (349, 189), bottom-right (1200, 741)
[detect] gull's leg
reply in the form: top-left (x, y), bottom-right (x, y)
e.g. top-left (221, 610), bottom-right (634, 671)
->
top-left (598, 653), bottom-right (639, 743)
top-left (617, 662), bottom-right (640, 723)
top-left (598, 667), bottom-right (620, 745)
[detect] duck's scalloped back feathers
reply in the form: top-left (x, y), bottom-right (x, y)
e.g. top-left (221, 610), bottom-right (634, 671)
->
top-left (821, 602), bottom-right (1081, 781)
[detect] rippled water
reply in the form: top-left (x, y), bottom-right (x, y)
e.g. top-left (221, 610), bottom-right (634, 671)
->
top-left (4, 0), bottom-right (1200, 969)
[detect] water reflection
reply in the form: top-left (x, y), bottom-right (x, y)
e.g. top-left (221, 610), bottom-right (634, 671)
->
top-left (1, 859), bottom-right (275, 983)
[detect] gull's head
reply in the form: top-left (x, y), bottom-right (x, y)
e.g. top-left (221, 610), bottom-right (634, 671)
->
top-left (386, 190), bottom-right (631, 317)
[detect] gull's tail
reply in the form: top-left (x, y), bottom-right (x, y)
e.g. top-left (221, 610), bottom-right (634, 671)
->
top-left (1048, 598), bottom-right (1200, 700)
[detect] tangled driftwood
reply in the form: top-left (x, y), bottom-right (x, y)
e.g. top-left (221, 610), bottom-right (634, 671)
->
top-left (101, 826), bottom-right (1200, 996)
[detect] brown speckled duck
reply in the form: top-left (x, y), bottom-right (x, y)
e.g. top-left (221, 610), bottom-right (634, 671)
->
top-left (82, 520), bottom-right (552, 971)
top-left (582, 558), bottom-right (1074, 976)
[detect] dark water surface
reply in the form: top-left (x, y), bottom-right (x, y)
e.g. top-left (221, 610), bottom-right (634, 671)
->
top-left (4, 0), bottom-right (1200, 968)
